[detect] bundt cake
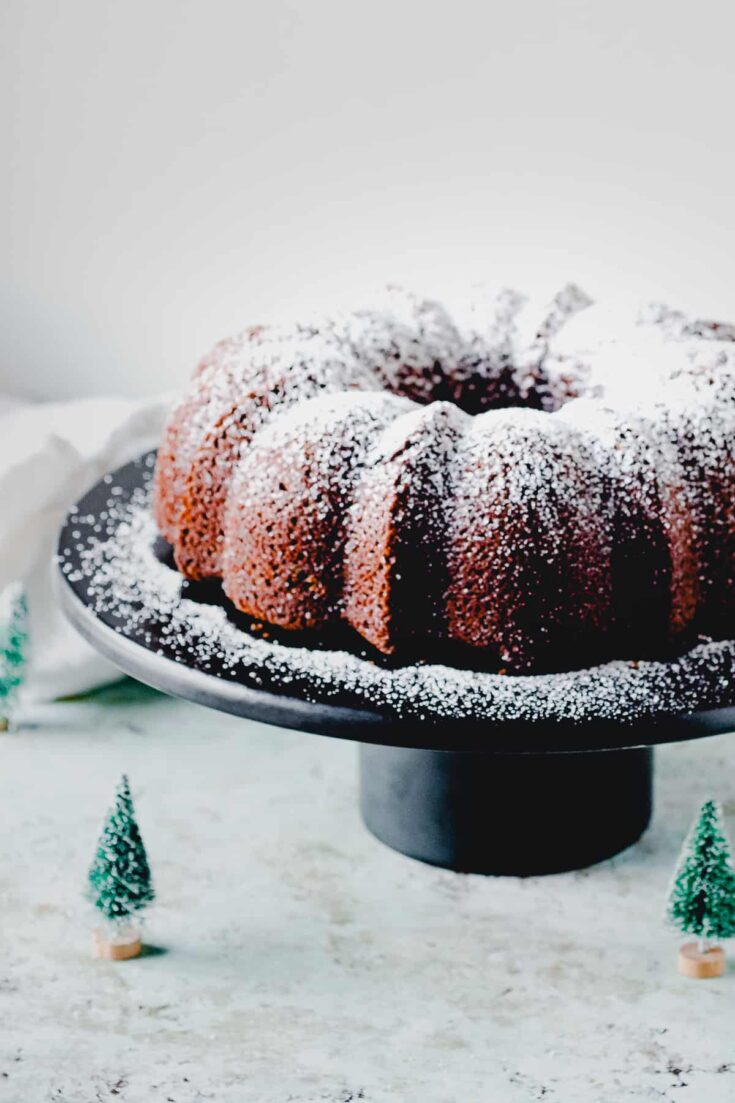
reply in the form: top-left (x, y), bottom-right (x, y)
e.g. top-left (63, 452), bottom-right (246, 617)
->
top-left (153, 284), bottom-right (735, 673)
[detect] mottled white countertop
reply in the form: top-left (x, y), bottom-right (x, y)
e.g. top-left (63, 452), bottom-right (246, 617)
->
top-left (1, 681), bottom-right (735, 1102)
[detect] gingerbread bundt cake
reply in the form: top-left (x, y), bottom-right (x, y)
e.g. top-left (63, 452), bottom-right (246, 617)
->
top-left (153, 285), bottom-right (735, 673)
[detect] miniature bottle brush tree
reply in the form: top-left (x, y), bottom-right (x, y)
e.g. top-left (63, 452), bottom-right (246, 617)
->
top-left (87, 775), bottom-right (155, 960)
top-left (0, 585), bottom-right (28, 731)
top-left (667, 798), bottom-right (735, 978)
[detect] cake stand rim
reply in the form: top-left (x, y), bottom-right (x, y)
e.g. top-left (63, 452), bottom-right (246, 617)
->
top-left (56, 565), bottom-right (735, 755)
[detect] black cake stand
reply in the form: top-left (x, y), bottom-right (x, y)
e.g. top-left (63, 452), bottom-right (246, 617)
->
top-left (56, 455), bottom-right (735, 876)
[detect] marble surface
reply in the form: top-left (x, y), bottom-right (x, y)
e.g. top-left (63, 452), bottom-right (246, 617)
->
top-left (1, 680), bottom-right (735, 1102)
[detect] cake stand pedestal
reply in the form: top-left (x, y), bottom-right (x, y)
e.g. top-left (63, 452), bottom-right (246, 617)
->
top-left (56, 455), bottom-right (735, 876)
top-left (359, 743), bottom-right (652, 874)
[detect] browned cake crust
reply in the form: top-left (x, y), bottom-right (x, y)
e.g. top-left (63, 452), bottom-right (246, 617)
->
top-left (153, 285), bottom-right (735, 673)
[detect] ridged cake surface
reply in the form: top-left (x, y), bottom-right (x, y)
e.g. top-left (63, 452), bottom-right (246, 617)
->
top-left (153, 284), bottom-right (735, 673)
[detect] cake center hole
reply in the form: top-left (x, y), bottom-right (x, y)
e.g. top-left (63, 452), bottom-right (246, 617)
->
top-left (394, 360), bottom-right (557, 416)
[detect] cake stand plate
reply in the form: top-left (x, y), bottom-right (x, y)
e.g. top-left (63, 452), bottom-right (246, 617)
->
top-left (56, 454), bottom-right (735, 875)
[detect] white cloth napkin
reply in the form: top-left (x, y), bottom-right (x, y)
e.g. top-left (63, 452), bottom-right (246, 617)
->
top-left (0, 394), bottom-right (171, 700)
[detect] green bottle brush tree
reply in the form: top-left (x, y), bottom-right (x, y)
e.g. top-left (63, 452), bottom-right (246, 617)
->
top-left (87, 775), bottom-right (155, 958)
top-left (666, 798), bottom-right (735, 977)
top-left (0, 585), bottom-right (28, 731)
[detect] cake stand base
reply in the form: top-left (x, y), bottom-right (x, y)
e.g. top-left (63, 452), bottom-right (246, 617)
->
top-left (359, 743), bottom-right (653, 875)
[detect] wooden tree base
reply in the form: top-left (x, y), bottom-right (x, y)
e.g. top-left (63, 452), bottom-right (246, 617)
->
top-left (93, 929), bottom-right (142, 961)
top-left (677, 942), bottom-right (726, 979)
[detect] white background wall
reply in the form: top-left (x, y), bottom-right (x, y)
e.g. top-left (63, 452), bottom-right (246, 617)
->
top-left (2, 0), bottom-right (734, 401)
